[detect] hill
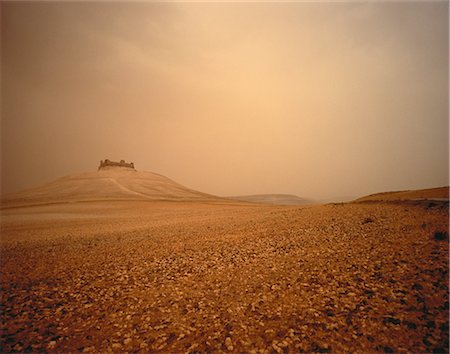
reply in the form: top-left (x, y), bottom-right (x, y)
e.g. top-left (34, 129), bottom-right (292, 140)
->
top-left (1, 166), bottom-right (225, 207)
top-left (228, 194), bottom-right (315, 205)
top-left (354, 186), bottom-right (449, 202)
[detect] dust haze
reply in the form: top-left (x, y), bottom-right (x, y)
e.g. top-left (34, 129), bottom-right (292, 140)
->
top-left (1, 3), bottom-right (449, 352)
top-left (1, 1), bottom-right (448, 199)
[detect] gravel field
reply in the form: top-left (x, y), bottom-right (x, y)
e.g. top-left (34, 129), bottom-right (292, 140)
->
top-left (1, 200), bottom-right (448, 353)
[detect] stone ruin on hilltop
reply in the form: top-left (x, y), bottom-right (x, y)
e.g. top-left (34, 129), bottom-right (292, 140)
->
top-left (98, 159), bottom-right (135, 170)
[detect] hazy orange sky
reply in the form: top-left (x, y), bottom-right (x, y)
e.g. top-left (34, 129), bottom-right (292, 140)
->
top-left (1, 1), bottom-right (448, 200)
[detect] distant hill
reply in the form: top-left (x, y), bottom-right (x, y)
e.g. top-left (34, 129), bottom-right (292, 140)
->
top-left (319, 196), bottom-right (356, 204)
top-left (354, 186), bottom-right (449, 202)
top-left (228, 194), bottom-right (315, 205)
top-left (1, 166), bottom-right (226, 207)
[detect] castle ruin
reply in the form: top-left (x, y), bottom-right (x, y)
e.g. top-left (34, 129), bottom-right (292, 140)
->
top-left (98, 159), bottom-right (135, 170)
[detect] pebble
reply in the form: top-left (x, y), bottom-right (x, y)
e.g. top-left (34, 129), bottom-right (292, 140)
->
top-left (111, 343), bottom-right (121, 350)
top-left (1, 201), bottom-right (448, 353)
top-left (225, 337), bottom-right (234, 351)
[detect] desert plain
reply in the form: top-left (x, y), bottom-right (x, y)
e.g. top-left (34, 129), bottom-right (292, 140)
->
top-left (1, 186), bottom-right (449, 353)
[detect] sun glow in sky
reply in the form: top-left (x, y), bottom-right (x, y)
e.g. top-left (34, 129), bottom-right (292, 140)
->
top-left (1, 1), bottom-right (448, 199)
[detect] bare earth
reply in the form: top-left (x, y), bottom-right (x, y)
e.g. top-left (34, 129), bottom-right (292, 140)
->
top-left (1, 199), bottom-right (448, 353)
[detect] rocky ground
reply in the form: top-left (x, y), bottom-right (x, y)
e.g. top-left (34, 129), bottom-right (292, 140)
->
top-left (0, 200), bottom-right (448, 353)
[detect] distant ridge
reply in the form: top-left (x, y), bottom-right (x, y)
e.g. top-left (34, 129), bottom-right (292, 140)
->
top-left (228, 194), bottom-right (315, 205)
top-left (354, 186), bottom-right (449, 202)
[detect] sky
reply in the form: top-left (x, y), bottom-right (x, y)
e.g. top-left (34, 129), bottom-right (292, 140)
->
top-left (1, 1), bottom-right (448, 200)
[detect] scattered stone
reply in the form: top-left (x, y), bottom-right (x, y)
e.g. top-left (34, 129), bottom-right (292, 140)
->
top-left (111, 343), bottom-right (121, 350)
top-left (362, 217), bottom-right (375, 224)
top-left (383, 316), bottom-right (401, 325)
top-left (225, 337), bottom-right (234, 351)
top-left (433, 231), bottom-right (448, 241)
top-left (1, 200), bottom-right (448, 353)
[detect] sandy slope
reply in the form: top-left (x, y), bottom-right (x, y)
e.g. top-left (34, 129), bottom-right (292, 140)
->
top-left (0, 196), bottom-right (448, 353)
top-left (1, 167), bottom-right (223, 207)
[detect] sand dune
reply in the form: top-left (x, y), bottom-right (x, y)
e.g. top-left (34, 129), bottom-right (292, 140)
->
top-left (1, 166), bottom-right (224, 207)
